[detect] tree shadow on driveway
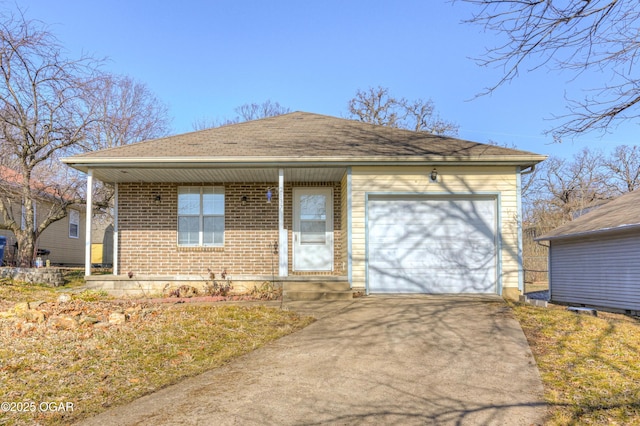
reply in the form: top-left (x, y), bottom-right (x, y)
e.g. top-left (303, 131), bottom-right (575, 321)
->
top-left (78, 295), bottom-right (547, 426)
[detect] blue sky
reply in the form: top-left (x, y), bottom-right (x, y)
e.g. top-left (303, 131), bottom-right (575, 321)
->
top-left (18, 0), bottom-right (639, 159)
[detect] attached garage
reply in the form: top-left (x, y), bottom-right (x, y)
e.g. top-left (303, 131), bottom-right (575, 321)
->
top-left (367, 195), bottom-right (498, 294)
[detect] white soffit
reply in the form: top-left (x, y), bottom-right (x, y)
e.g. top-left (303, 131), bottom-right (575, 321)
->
top-left (91, 167), bottom-right (347, 183)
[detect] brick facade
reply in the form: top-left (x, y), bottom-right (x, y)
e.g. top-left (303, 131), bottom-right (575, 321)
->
top-left (117, 181), bottom-right (344, 277)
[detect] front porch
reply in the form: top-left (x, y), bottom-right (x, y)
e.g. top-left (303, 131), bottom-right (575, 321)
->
top-left (81, 166), bottom-right (354, 300)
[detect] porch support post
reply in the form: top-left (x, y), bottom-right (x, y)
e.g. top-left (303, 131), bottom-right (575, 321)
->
top-left (113, 182), bottom-right (119, 276)
top-left (347, 167), bottom-right (353, 285)
top-left (85, 169), bottom-right (93, 276)
top-left (278, 168), bottom-right (288, 276)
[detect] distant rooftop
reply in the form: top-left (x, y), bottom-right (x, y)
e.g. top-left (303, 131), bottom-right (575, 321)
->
top-left (537, 189), bottom-right (640, 240)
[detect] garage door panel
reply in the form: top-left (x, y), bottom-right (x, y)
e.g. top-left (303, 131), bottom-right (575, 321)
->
top-left (367, 197), bottom-right (497, 294)
top-left (370, 266), bottom-right (496, 294)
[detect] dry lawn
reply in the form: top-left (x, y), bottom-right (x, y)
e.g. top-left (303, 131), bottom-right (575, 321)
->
top-left (0, 280), bottom-right (314, 426)
top-left (511, 302), bottom-right (640, 425)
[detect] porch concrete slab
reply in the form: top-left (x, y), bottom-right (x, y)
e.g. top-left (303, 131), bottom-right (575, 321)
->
top-left (78, 295), bottom-right (547, 425)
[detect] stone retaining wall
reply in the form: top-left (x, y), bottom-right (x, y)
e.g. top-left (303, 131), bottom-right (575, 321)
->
top-left (0, 267), bottom-right (64, 287)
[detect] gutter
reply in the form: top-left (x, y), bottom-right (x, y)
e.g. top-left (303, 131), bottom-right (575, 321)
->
top-left (520, 164), bottom-right (536, 175)
top-left (535, 223), bottom-right (640, 242)
top-left (62, 155), bottom-right (547, 169)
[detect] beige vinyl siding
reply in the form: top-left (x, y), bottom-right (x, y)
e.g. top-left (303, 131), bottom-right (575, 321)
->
top-left (350, 165), bottom-right (520, 294)
top-left (0, 199), bottom-right (85, 266)
top-left (38, 206), bottom-right (85, 265)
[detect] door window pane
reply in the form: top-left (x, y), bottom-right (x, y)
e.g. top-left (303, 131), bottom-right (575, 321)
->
top-left (300, 195), bottom-right (326, 220)
top-left (301, 220), bottom-right (326, 243)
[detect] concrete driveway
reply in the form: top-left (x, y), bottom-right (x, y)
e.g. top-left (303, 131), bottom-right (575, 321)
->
top-left (78, 295), bottom-right (547, 425)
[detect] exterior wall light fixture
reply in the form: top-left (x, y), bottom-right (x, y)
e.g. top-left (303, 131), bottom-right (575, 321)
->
top-left (241, 195), bottom-right (248, 206)
top-left (430, 168), bottom-right (438, 183)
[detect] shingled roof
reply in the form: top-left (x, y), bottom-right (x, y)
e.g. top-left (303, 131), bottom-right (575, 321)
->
top-left (537, 189), bottom-right (640, 241)
top-left (64, 111), bottom-right (544, 166)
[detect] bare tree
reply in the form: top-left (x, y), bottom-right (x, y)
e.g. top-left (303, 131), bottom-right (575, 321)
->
top-left (191, 116), bottom-right (238, 131)
top-left (460, 0), bottom-right (640, 140)
top-left (192, 100), bottom-right (290, 130)
top-left (0, 11), bottom-right (101, 266)
top-left (236, 100), bottom-right (290, 121)
top-left (347, 86), bottom-right (459, 136)
top-left (347, 87), bottom-right (402, 128)
top-left (81, 75), bottom-right (172, 210)
top-left (602, 145), bottom-right (640, 194)
top-left (82, 75), bottom-right (171, 152)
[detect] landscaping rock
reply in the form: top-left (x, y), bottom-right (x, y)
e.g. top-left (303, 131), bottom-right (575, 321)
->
top-left (58, 293), bottom-right (72, 303)
top-left (17, 321), bottom-right (37, 333)
top-left (49, 315), bottom-right (78, 330)
top-left (79, 316), bottom-right (99, 325)
top-left (13, 302), bottom-right (30, 315)
top-left (0, 267), bottom-right (64, 286)
top-left (94, 322), bottom-right (111, 329)
top-left (108, 311), bottom-right (127, 325)
top-left (23, 309), bottom-right (46, 323)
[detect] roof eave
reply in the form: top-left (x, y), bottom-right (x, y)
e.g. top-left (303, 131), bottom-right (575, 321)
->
top-left (536, 223), bottom-right (640, 242)
top-left (62, 155), bottom-right (547, 171)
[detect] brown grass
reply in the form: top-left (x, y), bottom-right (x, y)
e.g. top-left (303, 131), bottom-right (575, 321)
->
top-left (511, 302), bottom-right (640, 425)
top-left (0, 281), bottom-right (314, 425)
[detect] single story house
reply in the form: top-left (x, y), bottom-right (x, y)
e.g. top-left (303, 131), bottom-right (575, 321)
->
top-left (536, 189), bottom-right (640, 313)
top-left (62, 112), bottom-right (546, 299)
top-left (0, 166), bottom-right (85, 266)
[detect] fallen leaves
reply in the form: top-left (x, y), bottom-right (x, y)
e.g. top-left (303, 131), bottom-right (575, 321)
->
top-left (0, 297), bottom-right (314, 425)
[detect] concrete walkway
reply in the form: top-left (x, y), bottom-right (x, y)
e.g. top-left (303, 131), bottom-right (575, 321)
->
top-left (78, 295), bottom-right (547, 425)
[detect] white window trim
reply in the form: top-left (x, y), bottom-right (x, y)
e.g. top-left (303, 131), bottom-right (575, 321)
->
top-left (177, 186), bottom-right (225, 247)
top-left (69, 209), bottom-right (80, 239)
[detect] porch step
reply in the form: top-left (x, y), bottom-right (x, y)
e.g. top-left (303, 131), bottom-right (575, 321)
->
top-left (282, 280), bottom-right (353, 301)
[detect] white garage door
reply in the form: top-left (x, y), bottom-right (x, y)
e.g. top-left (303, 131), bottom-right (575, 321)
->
top-left (367, 196), bottom-right (497, 294)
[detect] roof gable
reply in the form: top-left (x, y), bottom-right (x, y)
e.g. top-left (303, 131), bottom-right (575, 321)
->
top-left (537, 189), bottom-right (640, 240)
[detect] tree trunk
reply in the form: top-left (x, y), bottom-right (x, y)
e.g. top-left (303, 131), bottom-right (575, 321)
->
top-left (15, 231), bottom-right (35, 267)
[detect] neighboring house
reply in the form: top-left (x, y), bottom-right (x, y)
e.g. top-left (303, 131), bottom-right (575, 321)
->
top-left (536, 189), bottom-right (640, 313)
top-left (62, 112), bottom-right (546, 299)
top-left (91, 220), bottom-right (114, 268)
top-left (0, 166), bottom-right (85, 266)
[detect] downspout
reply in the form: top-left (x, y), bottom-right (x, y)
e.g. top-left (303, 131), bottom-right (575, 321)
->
top-left (516, 166), bottom-right (524, 294)
top-left (85, 169), bottom-right (93, 276)
top-left (518, 163), bottom-right (536, 293)
top-left (520, 164), bottom-right (536, 175)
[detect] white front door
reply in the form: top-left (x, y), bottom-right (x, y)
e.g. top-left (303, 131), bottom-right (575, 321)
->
top-left (293, 188), bottom-right (333, 271)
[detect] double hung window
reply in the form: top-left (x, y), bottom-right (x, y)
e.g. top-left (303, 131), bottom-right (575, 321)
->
top-left (69, 209), bottom-right (80, 238)
top-left (178, 187), bottom-right (224, 246)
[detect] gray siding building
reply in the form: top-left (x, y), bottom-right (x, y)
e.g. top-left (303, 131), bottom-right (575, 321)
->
top-left (537, 190), bottom-right (640, 313)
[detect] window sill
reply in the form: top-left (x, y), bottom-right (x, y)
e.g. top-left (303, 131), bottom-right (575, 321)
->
top-left (177, 246), bottom-right (224, 252)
